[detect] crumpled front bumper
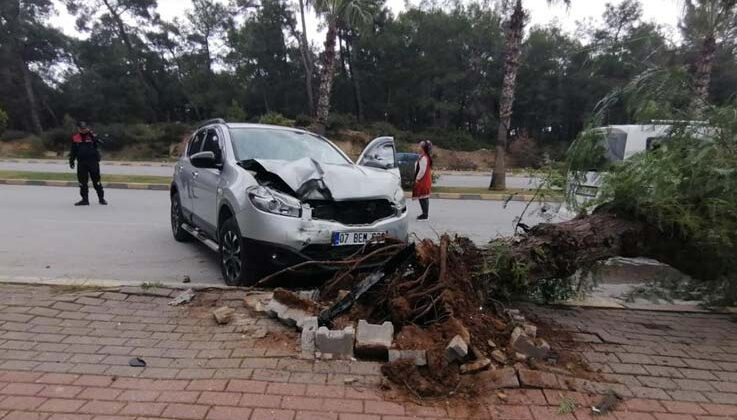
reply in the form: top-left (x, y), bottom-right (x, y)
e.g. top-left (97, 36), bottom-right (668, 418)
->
top-left (234, 202), bottom-right (409, 272)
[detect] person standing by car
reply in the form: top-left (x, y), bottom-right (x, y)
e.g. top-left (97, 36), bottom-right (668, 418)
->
top-left (413, 140), bottom-right (433, 220)
top-left (69, 121), bottom-right (107, 206)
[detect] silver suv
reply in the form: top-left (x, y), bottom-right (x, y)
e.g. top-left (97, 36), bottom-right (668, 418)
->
top-left (170, 119), bottom-right (409, 285)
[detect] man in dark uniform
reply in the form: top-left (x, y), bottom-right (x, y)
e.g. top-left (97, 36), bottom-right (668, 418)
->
top-left (69, 121), bottom-right (107, 206)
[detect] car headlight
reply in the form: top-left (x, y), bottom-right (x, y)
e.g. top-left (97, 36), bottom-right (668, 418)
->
top-left (248, 186), bottom-right (302, 218)
top-left (393, 187), bottom-right (407, 211)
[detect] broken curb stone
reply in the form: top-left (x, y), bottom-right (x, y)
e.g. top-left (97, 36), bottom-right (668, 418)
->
top-left (266, 300), bottom-right (289, 319)
top-left (301, 317), bottom-right (318, 358)
top-left (460, 357), bottom-right (491, 374)
top-left (523, 323), bottom-right (538, 338)
top-left (315, 326), bottom-right (355, 359)
top-left (388, 349), bottom-right (427, 366)
top-left (212, 306), bottom-right (235, 325)
top-left (355, 320), bottom-right (394, 357)
top-left (445, 335), bottom-right (468, 362)
top-left (517, 368), bottom-right (560, 389)
top-left (168, 289), bottom-right (194, 306)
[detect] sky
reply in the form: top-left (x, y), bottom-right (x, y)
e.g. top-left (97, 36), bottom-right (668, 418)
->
top-left (49, 0), bottom-right (684, 44)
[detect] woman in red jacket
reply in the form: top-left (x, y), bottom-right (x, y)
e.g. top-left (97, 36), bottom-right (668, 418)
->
top-left (412, 140), bottom-right (433, 220)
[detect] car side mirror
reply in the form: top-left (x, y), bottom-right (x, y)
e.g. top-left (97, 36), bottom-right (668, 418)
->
top-left (190, 151), bottom-right (221, 169)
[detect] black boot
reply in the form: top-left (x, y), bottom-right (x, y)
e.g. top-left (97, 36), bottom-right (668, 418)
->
top-left (99, 198), bottom-right (108, 205)
top-left (75, 199), bottom-right (90, 206)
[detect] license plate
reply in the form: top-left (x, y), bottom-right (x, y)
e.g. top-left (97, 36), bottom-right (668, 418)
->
top-left (332, 231), bottom-right (387, 246)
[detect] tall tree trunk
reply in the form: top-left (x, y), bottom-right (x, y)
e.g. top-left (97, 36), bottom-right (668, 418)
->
top-left (297, 0), bottom-right (315, 116)
top-left (101, 0), bottom-right (161, 117)
top-left (345, 32), bottom-right (364, 122)
top-left (315, 21), bottom-right (339, 135)
top-left (690, 34), bottom-right (716, 118)
top-left (490, 0), bottom-right (525, 191)
top-left (19, 58), bottom-right (42, 134)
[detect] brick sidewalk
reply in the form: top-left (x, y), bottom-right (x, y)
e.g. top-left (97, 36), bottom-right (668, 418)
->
top-left (0, 284), bottom-right (735, 419)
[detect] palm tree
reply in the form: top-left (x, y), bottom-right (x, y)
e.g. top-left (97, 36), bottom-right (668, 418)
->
top-left (313, 0), bottom-right (372, 134)
top-left (489, 0), bottom-right (569, 190)
top-left (681, 0), bottom-right (737, 117)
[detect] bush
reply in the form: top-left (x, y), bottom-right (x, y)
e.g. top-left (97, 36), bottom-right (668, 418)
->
top-left (445, 153), bottom-right (478, 171)
top-left (409, 128), bottom-right (486, 151)
top-left (508, 134), bottom-right (544, 168)
top-left (42, 128), bottom-right (71, 153)
top-left (0, 107), bottom-right (7, 137)
top-left (326, 113), bottom-right (357, 131)
top-left (258, 112), bottom-right (294, 127)
top-left (294, 114), bottom-right (313, 128)
top-left (1, 129), bottom-right (29, 142)
top-left (225, 100), bottom-right (248, 122)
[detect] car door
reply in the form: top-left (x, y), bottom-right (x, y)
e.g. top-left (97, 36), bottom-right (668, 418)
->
top-left (357, 136), bottom-right (400, 179)
top-left (179, 129), bottom-right (206, 216)
top-left (192, 127), bottom-right (224, 237)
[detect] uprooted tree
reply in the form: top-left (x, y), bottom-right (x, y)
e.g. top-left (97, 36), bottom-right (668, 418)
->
top-left (482, 101), bottom-right (737, 306)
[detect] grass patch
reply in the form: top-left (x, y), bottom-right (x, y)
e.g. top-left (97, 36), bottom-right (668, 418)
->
top-left (141, 282), bottom-right (165, 290)
top-left (53, 283), bottom-right (106, 295)
top-left (0, 170), bottom-right (171, 184)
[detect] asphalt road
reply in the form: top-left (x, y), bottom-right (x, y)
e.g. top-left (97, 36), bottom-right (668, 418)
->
top-left (0, 185), bottom-right (560, 285)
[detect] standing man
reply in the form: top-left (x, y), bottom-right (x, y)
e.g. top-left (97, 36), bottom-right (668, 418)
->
top-left (69, 121), bottom-right (107, 206)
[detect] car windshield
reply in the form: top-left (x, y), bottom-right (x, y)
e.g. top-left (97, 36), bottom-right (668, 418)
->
top-left (229, 128), bottom-right (350, 165)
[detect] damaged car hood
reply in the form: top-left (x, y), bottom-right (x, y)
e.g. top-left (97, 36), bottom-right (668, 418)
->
top-left (239, 158), bottom-right (400, 201)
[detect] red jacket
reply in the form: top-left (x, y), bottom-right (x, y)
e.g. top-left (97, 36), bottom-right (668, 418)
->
top-left (412, 153), bottom-right (432, 198)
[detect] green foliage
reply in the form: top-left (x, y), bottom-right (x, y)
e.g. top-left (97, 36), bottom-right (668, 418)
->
top-left (0, 130), bottom-right (29, 142)
top-left (326, 113), bottom-right (357, 131)
top-left (258, 113), bottom-right (295, 127)
top-left (225, 100), bottom-right (248, 122)
top-left (558, 397), bottom-right (578, 415)
top-left (0, 106), bottom-right (8, 136)
top-left (295, 114), bottom-right (313, 128)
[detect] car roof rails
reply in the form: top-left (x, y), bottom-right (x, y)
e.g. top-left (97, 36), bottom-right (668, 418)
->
top-left (197, 118), bottom-right (226, 129)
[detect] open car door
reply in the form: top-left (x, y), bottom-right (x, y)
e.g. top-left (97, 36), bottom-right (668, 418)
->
top-left (357, 136), bottom-right (400, 178)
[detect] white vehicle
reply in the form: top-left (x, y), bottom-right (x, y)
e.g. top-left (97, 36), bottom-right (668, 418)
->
top-left (565, 124), bottom-right (674, 212)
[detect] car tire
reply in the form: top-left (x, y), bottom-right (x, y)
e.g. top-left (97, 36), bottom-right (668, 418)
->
top-left (171, 192), bottom-right (193, 242)
top-left (219, 217), bottom-right (257, 286)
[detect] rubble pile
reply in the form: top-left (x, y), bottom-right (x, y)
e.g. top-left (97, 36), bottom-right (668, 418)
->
top-left (245, 235), bottom-right (596, 399)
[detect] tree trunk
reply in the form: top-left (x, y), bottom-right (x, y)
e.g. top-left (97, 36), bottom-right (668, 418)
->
top-left (345, 32), bottom-right (364, 122)
top-left (315, 21), bottom-right (339, 135)
top-left (102, 0), bottom-right (161, 117)
top-left (483, 211), bottom-right (722, 292)
top-left (690, 34), bottom-right (716, 118)
top-left (490, 0), bottom-right (525, 191)
top-left (293, 0), bottom-right (315, 116)
top-left (19, 58), bottom-right (42, 134)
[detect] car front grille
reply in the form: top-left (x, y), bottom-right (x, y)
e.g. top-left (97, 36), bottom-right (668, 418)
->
top-left (307, 199), bottom-right (395, 225)
top-left (300, 244), bottom-right (366, 261)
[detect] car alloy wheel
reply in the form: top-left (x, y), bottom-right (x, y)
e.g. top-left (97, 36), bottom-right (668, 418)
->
top-left (221, 229), bottom-right (242, 283)
top-left (171, 199), bottom-right (181, 235)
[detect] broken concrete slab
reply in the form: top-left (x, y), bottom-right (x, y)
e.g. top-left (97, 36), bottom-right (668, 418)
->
top-left (279, 308), bottom-right (308, 329)
top-left (445, 335), bottom-right (468, 362)
top-left (523, 323), bottom-right (537, 338)
top-left (315, 326), bottom-right (355, 359)
top-left (460, 358), bottom-right (491, 374)
top-left (355, 320), bottom-right (394, 357)
top-left (300, 317), bottom-right (318, 359)
top-left (517, 368), bottom-right (560, 389)
top-left (212, 306), bottom-right (235, 325)
top-left (478, 367), bottom-right (520, 389)
top-left (265, 300), bottom-right (289, 319)
top-left (511, 334), bottom-right (550, 360)
top-left (388, 350), bottom-right (427, 366)
top-left (168, 288), bottom-right (194, 306)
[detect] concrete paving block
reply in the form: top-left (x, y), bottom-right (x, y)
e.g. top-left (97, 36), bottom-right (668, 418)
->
top-left (315, 326), bottom-right (355, 359)
top-left (355, 320), bottom-right (394, 357)
top-left (445, 335), bottom-right (468, 362)
top-left (301, 317), bottom-right (318, 358)
top-left (388, 349), bottom-right (427, 366)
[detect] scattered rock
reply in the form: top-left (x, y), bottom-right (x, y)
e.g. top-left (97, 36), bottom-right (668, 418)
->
top-left (515, 352), bottom-right (528, 362)
top-left (265, 300), bottom-right (289, 319)
top-left (168, 289), bottom-right (194, 306)
top-left (491, 350), bottom-right (508, 364)
top-left (128, 357), bottom-right (146, 367)
top-left (445, 335), bottom-right (468, 362)
top-left (510, 328), bottom-right (550, 360)
top-left (487, 339), bottom-right (497, 348)
top-left (301, 317), bottom-right (318, 358)
top-left (343, 377), bottom-right (358, 385)
top-left (355, 320), bottom-right (394, 357)
top-left (315, 326), bottom-right (355, 359)
top-left (447, 317), bottom-right (471, 344)
top-left (460, 357), bottom-right (491, 374)
top-left (388, 349), bottom-right (427, 366)
top-left (182, 275), bottom-right (191, 284)
top-left (212, 306), bottom-right (235, 325)
top-left (251, 329), bottom-right (268, 339)
top-left (523, 323), bottom-right (538, 338)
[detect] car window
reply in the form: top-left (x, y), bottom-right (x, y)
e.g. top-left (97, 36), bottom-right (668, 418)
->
top-left (202, 128), bottom-right (222, 161)
top-left (188, 130), bottom-right (206, 157)
top-left (603, 129), bottom-right (627, 162)
top-left (229, 128), bottom-right (350, 165)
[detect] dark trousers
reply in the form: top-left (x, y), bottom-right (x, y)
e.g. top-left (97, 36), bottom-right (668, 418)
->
top-left (77, 160), bottom-right (104, 201)
top-left (419, 198), bottom-right (429, 216)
